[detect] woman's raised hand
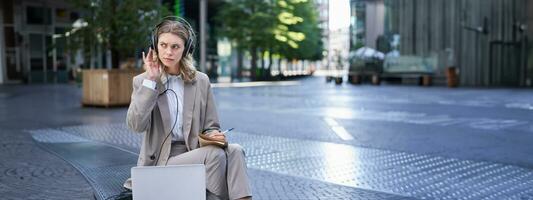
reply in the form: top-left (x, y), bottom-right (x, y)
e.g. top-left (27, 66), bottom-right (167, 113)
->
top-left (143, 48), bottom-right (161, 81)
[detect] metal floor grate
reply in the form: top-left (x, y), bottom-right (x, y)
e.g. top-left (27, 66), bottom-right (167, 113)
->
top-left (30, 124), bottom-right (533, 200)
top-left (229, 132), bottom-right (533, 200)
top-left (29, 130), bottom-right (136, 200)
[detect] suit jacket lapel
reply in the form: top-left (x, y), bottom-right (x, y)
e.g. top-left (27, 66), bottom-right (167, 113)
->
top-left (157, 81), bottom-right (171, 136)
top-left (182, 81), bottom-right (197, 150)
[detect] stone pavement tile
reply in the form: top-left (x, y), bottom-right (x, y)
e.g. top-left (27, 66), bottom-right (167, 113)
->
top-left (0, 131), bottom-right (93, 200)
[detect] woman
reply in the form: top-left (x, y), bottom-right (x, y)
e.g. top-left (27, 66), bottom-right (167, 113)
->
top-left (124, 16), bottom-right (252, 200)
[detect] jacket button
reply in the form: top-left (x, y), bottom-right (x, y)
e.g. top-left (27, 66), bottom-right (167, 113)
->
top-left (150, 155), bottom-right (155, 160)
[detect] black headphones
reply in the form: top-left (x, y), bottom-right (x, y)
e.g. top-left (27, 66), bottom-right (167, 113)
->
top-left (149, 16), bottom-right (195, 166)
top-left (151, 16), bottom-right (196, 58)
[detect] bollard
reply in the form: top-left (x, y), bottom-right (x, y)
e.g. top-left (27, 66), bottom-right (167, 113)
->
top-left (446, 66), bottom-right (458, 87)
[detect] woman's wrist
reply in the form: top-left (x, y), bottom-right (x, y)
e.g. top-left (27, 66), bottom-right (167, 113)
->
top-left (147, 74), bottom-right (158, 81)
top-left (203, 129), bottom-right (220, 135)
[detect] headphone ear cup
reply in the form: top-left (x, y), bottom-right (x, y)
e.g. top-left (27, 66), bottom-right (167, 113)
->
top-left (183, 37), bottom-right (194, 58)
top-left (151, 32), bottom-right (157, 53)
top-left (188, 37), bottom-right (196, 55)
top-left (189, 38), bottom-right (195, 54)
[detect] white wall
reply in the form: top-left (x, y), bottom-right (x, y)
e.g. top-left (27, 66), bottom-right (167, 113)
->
top-left (328, 28), bottom-right (350, 69)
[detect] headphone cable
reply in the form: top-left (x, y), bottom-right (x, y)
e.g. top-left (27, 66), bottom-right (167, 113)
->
top-left (153, 81), bottom-right (179, 166)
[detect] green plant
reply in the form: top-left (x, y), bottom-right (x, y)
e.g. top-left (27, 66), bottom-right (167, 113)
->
top-left (66, 0), bottom-right (170, 68)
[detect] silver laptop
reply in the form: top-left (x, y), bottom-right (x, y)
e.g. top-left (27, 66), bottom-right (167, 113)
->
top-left (131, 164), bottom-right (206, 200)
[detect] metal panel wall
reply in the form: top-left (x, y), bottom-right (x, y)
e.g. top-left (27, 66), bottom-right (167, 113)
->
top-left (387, 0), bottom-right (529, 86)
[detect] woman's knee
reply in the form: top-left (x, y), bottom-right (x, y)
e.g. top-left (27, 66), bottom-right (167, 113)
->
top-left (205, 146), bottom-right (226, 164)
top-left (227, 144), bottom-right (245, 156)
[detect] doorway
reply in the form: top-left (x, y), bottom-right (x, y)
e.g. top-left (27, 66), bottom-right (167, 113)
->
top-left (28, 33), bottom-right (53, 83)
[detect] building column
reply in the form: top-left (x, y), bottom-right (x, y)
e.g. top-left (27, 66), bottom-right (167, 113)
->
top-left (199, 0), bottom-right (207, 72)
top-left (0, 8), bottom-right (5, 84)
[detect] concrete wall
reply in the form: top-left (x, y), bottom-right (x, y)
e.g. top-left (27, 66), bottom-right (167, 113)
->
top-left (365, 0), bottom-right (385, 49)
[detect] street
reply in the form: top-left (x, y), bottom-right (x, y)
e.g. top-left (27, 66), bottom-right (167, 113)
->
top-left (1, 76), bottom-right (533, 199)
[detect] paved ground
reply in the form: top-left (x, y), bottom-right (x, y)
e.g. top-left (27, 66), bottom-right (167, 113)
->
top-left (1, 76), bottom-right (533, 199)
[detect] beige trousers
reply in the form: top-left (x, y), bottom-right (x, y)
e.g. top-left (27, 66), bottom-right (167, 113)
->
top-left (167, 142), bottom-right (252, 200)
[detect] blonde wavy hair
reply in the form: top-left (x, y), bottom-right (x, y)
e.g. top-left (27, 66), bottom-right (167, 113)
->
top-left (149, 18), bottom-right (196, 82)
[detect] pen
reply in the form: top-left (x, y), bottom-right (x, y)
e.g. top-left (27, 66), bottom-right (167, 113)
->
top-left (222, 128), bottom-right (234, 134)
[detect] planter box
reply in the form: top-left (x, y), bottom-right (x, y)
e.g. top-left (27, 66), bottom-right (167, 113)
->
top-left (82, 69), bottom-right (143, 107)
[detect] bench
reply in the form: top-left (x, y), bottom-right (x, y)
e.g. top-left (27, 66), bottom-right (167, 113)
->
top-left (381, 55), bottom-right (437, 86)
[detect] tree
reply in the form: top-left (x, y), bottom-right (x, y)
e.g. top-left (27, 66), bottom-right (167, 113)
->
top-left (217, 0), bottom-right (324, 80)
top-left (278, 0), bottom-right (323, 61)
top-left (217, 0), bottom-right (276, 80)
top-left (66, 0), bottom-right (170, 68)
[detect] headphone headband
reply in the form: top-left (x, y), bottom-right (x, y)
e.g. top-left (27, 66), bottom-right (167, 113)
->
top-left (151, 16), bottom-right (196, 58)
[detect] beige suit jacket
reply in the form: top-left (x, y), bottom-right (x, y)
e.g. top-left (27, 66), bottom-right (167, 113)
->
top-left (127, 71), bottom-right (220, 166)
